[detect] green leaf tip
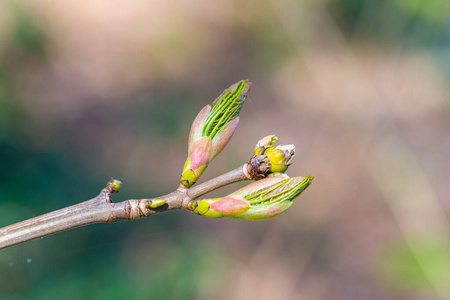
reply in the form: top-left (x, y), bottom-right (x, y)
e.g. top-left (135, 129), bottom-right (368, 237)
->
top-left (202, 79), bottom-right (250, 139)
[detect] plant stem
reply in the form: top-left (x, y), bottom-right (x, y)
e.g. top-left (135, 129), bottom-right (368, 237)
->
top-left (0, 192), bottom-right (112, 250)
top-left (0, 164), bottom-right (255, 250)
top-left (188, 164), bottom-right (250, 199)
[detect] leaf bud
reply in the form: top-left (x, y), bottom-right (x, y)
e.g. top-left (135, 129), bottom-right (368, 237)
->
top-left (106, 178), bottom-right (122, 193)
top-left (264, 144), bottom-right (296, 174)
top-left (191, 175), bottom-right (313, 220)
top-left (180, 80), bottom-right (251, 187)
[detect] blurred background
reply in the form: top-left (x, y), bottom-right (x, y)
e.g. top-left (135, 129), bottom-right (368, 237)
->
top-left (1, 0), bottom-right (449, 299)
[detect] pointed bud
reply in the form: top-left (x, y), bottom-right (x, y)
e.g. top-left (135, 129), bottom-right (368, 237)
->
top-left (180, 80), bottom-right (251, 187)
top-left (191, 175), bottom-right (313, 220)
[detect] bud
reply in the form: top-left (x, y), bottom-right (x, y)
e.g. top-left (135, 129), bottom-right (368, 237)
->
top-left (252, 135), bottom-right (296, 176)
top-left (146, 199), bottom-right (166, 209)
top-left (106, 178), bottom-right (122, 193)
top-left (254, 135), bottom-right (278, 155)
top-left (191, 175), bottom-right (313, 220)
top-left (264, 144), bottom-right (296, 174)
top-left (180, 80), bottom-right (251, 188)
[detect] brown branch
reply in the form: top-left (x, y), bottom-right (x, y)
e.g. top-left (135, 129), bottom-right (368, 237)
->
top-left (187, 164), bottom-right (251, 200)
top-left (0, 190), bottom-right (114, 250)
top-left (0, 162), bottom-right (264, 250)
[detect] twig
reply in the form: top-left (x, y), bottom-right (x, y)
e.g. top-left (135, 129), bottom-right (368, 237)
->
top-left (0, 80), bottom-right (313, 250)
top-left (0, 163), bottom-right (258, 250)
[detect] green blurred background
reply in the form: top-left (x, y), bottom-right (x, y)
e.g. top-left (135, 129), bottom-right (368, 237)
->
top-left (1, 0), bottom-right (450, 299)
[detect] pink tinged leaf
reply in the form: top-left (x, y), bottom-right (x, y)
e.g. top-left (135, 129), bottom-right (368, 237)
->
top-left (210, 195), bottom-right (250, 216)
top-left (188, 105), bottom-right (211, 152)
top-left (238, 201), bottom-right (293, 220)
top-left (210, 117), bottom-right (239, 160)
top-left (230, 176), bottom-right (286, 197)
top-left (189, 136), bottom-right (213, 170)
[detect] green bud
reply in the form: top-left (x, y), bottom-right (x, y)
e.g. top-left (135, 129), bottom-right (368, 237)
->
top-left (254, 135), bottom-right (278, 155)
top-left (181, 80), bottom-right (251, 188)
top-left (252, 136), bottom-right (296, 176)
top-left (146, 199), bottom-right (166, 209)
top-left (106, 178), bottom-right (122, 193)
top-left (180, 169), bottom-right (196, 188)
top-left (191, 175), bottom-right (313, 220)
top-left (264, 144), bottom-right (295, 174)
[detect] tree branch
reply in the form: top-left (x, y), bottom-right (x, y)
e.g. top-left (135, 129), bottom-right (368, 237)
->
top-left (0, 80), bottom-right (313, 250)
top-left (0, 162), bottom-right (259, 250)
top-left (187, 164), bottom-right (251, 200)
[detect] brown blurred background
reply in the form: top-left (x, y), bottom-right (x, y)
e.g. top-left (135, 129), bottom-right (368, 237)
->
top-left (1, 0), bottom-right (449, 299)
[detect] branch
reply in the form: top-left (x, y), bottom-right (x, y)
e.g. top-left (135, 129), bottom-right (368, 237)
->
top-left (187, 163), bottom-right (252, 199)
top-left (0, 163), bottom-right (258, 250)
top-left (0, 80), bottom-right (314, 250)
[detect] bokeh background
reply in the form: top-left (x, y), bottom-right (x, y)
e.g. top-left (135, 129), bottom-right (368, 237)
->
top-left (1, 0), bottom-right (449, 299)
